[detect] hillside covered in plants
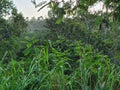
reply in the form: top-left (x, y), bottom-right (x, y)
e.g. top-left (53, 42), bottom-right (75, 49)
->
top-left (0, 0), bottom-right (120, 90)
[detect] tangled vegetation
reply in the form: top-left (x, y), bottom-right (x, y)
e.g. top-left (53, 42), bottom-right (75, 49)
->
top-left (0, 0), bottom-right (120, 90)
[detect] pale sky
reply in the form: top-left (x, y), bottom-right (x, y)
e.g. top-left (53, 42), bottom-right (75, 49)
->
top-left (13, 0), bottom-right (49, 19)
top-left (13, 0), bottom-right (105, 19)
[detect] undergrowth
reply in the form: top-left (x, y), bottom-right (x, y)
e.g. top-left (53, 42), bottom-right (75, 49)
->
top-left (0, 40), bottom-right (120, 90)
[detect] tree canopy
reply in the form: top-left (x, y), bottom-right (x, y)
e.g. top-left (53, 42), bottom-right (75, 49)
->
top-left (0, 0), bottom-right (14, 17)
top-left (33, 0), bottom-right (120, 21)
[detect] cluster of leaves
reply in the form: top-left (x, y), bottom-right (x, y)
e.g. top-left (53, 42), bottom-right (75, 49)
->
top-left (105, 0), bottom-right (120, 20)
top-left (35, 0), bottom-right (120, 23)
top-left (0, 0), bottom-right (14, 17)
top-left (0, 17), bottom-right (12, 41)
top-left (10, 8), bottom-right (28, 36)
top-left (45, 14), bottom-right (120, 61)
top-left (0, 1), bottom-right (28, 61)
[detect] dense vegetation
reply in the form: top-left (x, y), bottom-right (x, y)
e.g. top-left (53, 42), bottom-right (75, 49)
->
top-left (0, 0), bottom-right (120, 90)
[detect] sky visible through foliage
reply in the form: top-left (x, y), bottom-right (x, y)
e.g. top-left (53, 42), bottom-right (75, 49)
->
top-left (13, 0), bottom-right (105, 19)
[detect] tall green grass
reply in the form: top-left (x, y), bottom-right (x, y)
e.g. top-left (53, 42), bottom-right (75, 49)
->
top-left (0, 40), bottom-right (120, 90)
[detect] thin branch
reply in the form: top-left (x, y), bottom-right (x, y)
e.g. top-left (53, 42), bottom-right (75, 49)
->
top-left (37, 2), bottom-right (51, 12)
